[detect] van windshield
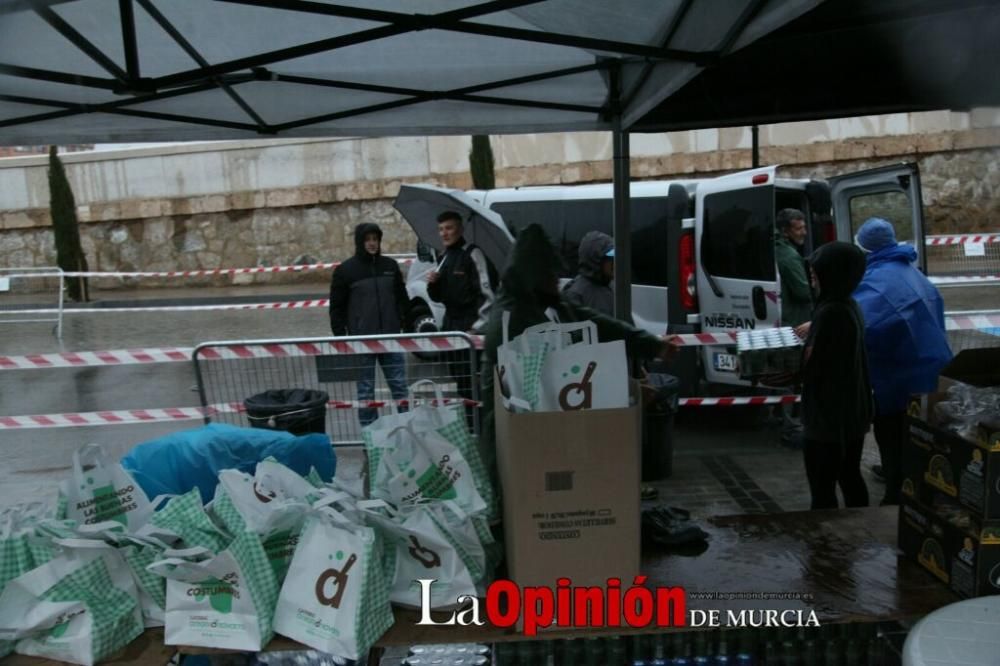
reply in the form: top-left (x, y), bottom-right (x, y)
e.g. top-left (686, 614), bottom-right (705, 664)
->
top-left (701, 187), bottom-right (776, 281)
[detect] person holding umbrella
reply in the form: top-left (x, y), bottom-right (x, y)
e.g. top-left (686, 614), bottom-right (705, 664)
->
top-left (427, 210), bottom-right (499, 426)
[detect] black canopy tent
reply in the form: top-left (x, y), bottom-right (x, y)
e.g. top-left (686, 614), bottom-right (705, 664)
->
top-left (632, 0), bottom-right (1000, 132)
top-left (1, 0), bottom-right (997, 317)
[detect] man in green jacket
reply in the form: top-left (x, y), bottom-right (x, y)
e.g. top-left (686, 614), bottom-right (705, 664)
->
top-left (480, 224), bottom-right (678, 496)
top-left (774, 208), bottom-right (812, 448)
top-left (775, 208), bottom-right (812, 327)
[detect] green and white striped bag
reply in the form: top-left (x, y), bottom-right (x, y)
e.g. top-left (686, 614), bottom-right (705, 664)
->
top-left (209, 467), bottom-right (313, 584)
top-left (1, 504), bottom-right (55, 658)
top-left (150, 488), bottom-right (230, 553)
top-left (359, 499), bottom-right (485, 610)
top-left (75, 520), bottom-right (171, 628)
top-left (272, 497), bottom-right (394, 661)
top-left (0, 539), bottom-right (143, 666)
top-left (149, 529), bottom-right (280, 652)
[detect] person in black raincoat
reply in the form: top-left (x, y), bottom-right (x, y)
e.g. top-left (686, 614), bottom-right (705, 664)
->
top-left (479, 224), bottom-right (679, 496)
top-left (799, 241), bottom-right (873, 509)
top-left (562, 230), bottom-right (615, 316)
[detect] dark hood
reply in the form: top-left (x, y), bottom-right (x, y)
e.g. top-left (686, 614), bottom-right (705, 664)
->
top-left (353, 222), bottom-right (383, 258)
top-left (577, 231), bottom-right (613, 282)
top-left (810, 241), bottom-right (865, 302)
top-left (497, 223), bottom-right (563, 307)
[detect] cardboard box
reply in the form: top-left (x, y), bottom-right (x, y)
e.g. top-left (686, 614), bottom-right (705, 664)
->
top-left (901, 348), bottom-right (1000, 518)
top-left (898, 494), bottom-right (1000, 598)
top-left (494, 372), bottom-right (641, 608)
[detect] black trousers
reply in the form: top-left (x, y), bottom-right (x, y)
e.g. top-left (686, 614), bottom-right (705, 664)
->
top-left (803, 436), bottom-right (869, 510)
top-left (873, 411), bottom-right (906, 506)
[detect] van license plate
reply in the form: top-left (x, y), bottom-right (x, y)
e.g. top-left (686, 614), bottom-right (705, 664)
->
top-left (713, 353), bottom-right (738, 372)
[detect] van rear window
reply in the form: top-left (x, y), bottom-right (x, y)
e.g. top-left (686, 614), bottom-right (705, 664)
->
top-left (490, 199), bottom-right (670, 287)
top-left (702, 187), bottom-right (776, 281)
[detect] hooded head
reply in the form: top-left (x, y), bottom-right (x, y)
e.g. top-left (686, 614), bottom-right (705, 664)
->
top-left (577, 231), bottom-right (615, 283)
top-left (500, 223), bottom-right (564, 307)
top-left (353, 222), bottom-right (382, 258)
top-left (854, 218), bottom-right (896, 253)
top-left (810, 241), bottom-right (866, 302)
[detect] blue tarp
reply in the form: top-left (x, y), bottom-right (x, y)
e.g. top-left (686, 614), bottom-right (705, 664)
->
top-left (121, 423), bottom-right (336, 503)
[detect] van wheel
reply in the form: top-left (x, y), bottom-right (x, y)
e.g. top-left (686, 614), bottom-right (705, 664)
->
top-left (407, 305), bottom-right (440, 361)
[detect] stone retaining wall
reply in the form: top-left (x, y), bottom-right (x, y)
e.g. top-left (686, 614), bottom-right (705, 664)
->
top-left (1, 121), bottom-right (998, 291)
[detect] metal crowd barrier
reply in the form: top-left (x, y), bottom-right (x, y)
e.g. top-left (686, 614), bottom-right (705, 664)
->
top-left (0, 266), bottom-right (65, 339)
top-left (925, 237), bottom-right (1000, 279)
top-left (191, 332), bottom-right (481, 447)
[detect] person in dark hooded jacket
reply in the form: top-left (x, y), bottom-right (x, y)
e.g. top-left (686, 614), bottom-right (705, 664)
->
top-left (329, 223), bottom-right (410, 426)
top-left (563, 231), bottom-right (615, 316)
top-left (480, 224), bottom-right (679, 495)
top-left (799, 241), bottom-right (873, 509)
top-left (853, 217), bottom-right (952, 505)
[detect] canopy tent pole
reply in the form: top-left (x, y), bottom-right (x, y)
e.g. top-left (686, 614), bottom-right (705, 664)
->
top-left (612, 118), bottom-right (631, 321)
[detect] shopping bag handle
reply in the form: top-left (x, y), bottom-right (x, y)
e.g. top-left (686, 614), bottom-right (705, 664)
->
top-left (72, 442), bottom-right (109, 478)
top-left (408, 379), bottom-right (445, 407)
top-left (52, 536), bottom-right (116, 550)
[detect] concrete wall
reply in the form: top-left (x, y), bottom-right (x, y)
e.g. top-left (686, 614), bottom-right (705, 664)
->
top-left (1, 109), bottom-right (998, 288)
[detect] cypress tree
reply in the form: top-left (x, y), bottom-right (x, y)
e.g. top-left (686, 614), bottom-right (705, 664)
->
top-left (48, 145), bottom-right (89, 301)
top-left (469, 134), bottom-right (495, 190)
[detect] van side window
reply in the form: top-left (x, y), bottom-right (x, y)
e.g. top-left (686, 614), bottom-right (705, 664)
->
top-left (702, 187), bottom-right (776, 281)
top-left (491, 198), bottom-right (669, 288)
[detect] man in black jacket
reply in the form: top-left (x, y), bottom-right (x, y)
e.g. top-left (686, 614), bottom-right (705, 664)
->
top-left (329, 223), bottom-right (410, 427)
top-left (427, 211), bottom-right (498, 427)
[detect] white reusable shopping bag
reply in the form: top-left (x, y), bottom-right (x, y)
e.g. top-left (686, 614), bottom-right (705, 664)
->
top-left (536, 337), bottom-right (630, 411)
top-left (60, 443), bottom-right (153, 531)
top-left (359, 499), bottom-right (484, 610)
top-left (496, 313), bottom-right (610, 411)
top-left (371, 423), bottom-right (486, 516)
top-left (365, 380), bottom-right (497, 521)
top-left (0, 538), bottom-right (143, 666)
top-left (148, 529), bottom-right (280, 652)
top-left (272, 501), bottom-right (393, 660)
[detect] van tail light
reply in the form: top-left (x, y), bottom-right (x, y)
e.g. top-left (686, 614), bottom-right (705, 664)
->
top-left (822, 219), bottom-right (836, 244)
top-left (679, 230), bottom-right (698, 311)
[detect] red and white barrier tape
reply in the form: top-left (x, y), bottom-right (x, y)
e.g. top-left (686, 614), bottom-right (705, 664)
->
top-left (0, 337), bottom-right (481, 370)
top-left (0, 395), bottom-right (793, 429)
top-left (0, 347), bottom-right (194, 369)
top-left (928, 275), bottom-right (1000, 286)
top-left (0, 398), bottom-right (478, 429)
top-left (0, 299), bottom-right (331, 315)
top-left (945, 312), bottom-right (1000, 331)
top-left (195, 336), bottom-right (482, 360)
top-left (3, 312), bottom-right (996, 371)
top-left (925, 233), bottom-right (1000, 245)
top-left (679, 395), bottom-right (799, 407)
top-left (57, 257), bottom-right (415, 279)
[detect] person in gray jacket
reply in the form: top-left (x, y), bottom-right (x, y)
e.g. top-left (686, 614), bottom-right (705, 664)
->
top-left (562, 230), bottom-right (615, 316)
top-left (329, 222), bottom-right (410, 426)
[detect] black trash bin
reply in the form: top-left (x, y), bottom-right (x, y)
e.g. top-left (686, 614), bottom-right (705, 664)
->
top-left (243, 388), bottom-right (329, 436)
top-left (642, 373), bottom-right (680, 481)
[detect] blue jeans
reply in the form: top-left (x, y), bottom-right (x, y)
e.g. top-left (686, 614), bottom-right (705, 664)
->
top-left (357, 353), bottom-right (408, 427)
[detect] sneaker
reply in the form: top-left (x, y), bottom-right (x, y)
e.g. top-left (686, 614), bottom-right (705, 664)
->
top-left (641, 486), bottom-right (659, 501)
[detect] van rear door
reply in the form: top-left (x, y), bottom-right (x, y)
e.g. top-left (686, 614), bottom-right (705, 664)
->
top-left (696, 166), bottom-right (780, 386)
top-left (828, 163), bottom-right (926, 272)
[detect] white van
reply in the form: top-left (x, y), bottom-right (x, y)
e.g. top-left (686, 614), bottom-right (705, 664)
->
top-left (395, 163), bottom-right (925, 394)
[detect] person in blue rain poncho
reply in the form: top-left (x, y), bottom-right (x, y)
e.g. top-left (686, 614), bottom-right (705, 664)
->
top-left (852, 217), bottom-right (953, 505)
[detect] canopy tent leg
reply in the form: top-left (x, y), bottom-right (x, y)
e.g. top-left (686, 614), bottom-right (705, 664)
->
top-left (612, 119), bottom-right (632, 321)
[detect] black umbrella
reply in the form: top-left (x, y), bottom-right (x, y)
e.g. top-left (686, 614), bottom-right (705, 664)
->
top-left (393, 184), bottom-right (513, 272)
